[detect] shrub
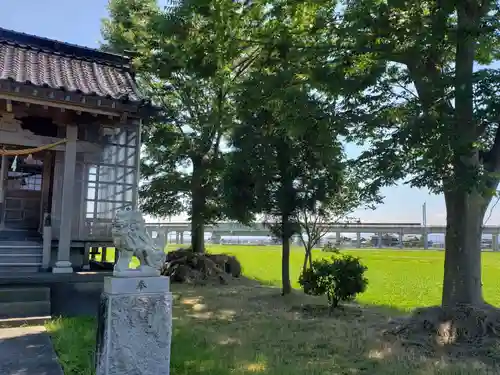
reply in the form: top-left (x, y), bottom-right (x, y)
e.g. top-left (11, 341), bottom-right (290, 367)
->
top-left (321, 241), bottom-right (339, 253)
top-left (298, 254), bottom-right (368, 310)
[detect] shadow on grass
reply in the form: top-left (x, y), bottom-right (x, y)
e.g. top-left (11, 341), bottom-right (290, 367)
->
top-left (46, 278), bottom-right (500, 375)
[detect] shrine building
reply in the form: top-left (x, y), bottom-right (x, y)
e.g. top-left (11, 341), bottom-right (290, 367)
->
top-left (0, 27), bottom-right (149, 274)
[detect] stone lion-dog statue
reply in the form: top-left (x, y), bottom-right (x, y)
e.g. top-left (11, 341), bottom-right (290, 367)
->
top-left (111, 208), bottom-right (166, 277)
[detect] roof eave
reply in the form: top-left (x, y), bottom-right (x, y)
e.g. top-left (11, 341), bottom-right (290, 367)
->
top-left (0, 79), bottom-right (149, 117)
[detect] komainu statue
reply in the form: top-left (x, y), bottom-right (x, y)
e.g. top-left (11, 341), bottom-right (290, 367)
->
top-left (111, 208), bottom-right (166, 277)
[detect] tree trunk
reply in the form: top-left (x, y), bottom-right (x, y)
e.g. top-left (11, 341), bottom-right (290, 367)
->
top-left (302, 251), bottom-right (308, 275)
top-left (278, 141), bottom-right (293, 296)
top-left (442, 189), bottom-right (487, 309)
top-left (191, 165), bottom-right (206, 253)
top-left (440, 4), bottom-right (489, 310)
top-left (282, 238), bottom-right (292, 295)
top-left (281, 217), bottom-right (292, 295)
top-left (302, 247), bottom-right (313, 275)
top-left (191, 202), bottom-right (205, 253)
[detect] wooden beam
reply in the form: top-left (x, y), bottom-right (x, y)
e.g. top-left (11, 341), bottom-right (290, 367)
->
top-left (0, 155), bottom-right (7, 205)
top-left (0, 130), bottom-right (102, 153)
top-left (120, 112), bottom-right (128, 124)
top-left (0, 93), bottom-right (122, 118)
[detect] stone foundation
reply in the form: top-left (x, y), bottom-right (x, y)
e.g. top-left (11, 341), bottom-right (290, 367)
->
top-left (95, 276), bottom-right (172, 375)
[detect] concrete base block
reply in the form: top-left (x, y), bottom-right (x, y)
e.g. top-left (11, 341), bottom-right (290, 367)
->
top-left (95, 276), bottom-right (172, 375)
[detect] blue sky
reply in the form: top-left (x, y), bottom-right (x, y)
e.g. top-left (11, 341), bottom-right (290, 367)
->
top-left (2, 0), bottom-right (498, 225)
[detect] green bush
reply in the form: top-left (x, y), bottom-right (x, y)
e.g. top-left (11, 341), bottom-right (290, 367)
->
top-left (298, 254), bottom-right (368, 310)
top-left (321, 241), bottom-right (339, 253)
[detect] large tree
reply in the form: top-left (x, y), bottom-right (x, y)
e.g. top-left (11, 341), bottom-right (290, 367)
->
top-left (102, 0), bottom-right (265, 252)
top-left (332, 0), bottom-right (500, 339)
top-left (221, 1), bottom-right (347, 295)
top-left (223, 70), bottom-right (345, 295)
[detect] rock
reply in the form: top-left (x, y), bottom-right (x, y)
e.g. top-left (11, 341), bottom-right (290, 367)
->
top-left (206, 254), bottom-right (242, 277)
top-left (161, 249), bottom-right (242, 284)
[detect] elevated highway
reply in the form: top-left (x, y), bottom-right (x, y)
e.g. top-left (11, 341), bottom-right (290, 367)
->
top-left (144, 221), bottom-right (500, 250)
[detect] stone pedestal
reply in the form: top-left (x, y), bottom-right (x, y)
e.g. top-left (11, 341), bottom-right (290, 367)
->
top-left (95, 276), bottom-right (172, 375)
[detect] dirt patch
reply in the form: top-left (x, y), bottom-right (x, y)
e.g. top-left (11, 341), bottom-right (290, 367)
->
top-left (386, 303), bottom-right (500, 365)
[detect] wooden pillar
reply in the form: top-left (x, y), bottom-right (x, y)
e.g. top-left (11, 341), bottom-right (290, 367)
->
top-left (0, 155), bottom-right (6, 229)
top-left (42, 213), bottom-right (52, 270)
top-left (53, 125), bottom-right (77, 274)
top-left (132, 120), bottom-right (141, 210)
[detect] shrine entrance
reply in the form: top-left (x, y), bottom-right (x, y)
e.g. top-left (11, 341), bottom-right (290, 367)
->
top-left (0, 150), bottom-right (53, 233)
top-left (3, 154), bottom-right (43, 230)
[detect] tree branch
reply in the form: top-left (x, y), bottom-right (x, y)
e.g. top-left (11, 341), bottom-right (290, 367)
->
top-left (230, 46), bottom-right (262, 86)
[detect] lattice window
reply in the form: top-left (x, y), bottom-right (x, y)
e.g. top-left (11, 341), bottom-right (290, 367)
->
top-left (83, 125), bottom-right (139, 238)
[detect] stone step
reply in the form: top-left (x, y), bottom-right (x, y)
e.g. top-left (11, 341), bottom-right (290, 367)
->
top-left (0, 301), bottom-right (51, 319)
top-left (0, 238), bottom-right (43, 254)
top-left (0, 286), bottom-right (50, 303)
top-left (0, 241), bottom-right (43, 247)
top-left (0, 266), bottom-right (41, 274)
top-left (0, 248), bottom-right (43, 255)
top-left (0, 254), bottom-right (43, 265)
top-left (0, 315), bottom-right (51, 328)
top-left (0, 235), bottom-right (41, 241)
top-left (0, 231), bottom-right (42, 242)
top-left (0, 262), bottom-right (41, 266)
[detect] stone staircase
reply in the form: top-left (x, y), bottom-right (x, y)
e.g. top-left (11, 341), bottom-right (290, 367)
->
top-left (0, 241), bottom-right (43, 274)
top-left (0, 286), bottom-right (51, 327)
top-left (0, 231), bottom-right (49, 326)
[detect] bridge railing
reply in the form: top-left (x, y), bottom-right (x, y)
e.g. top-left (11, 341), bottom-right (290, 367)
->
top-left (318, 222), bottom-right (422, 229)
top-left (145, 222), bottom-right (424, 230)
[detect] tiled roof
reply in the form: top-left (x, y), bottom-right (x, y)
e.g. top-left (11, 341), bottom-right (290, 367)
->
top-left (0, 28), bottom-right (143, 103)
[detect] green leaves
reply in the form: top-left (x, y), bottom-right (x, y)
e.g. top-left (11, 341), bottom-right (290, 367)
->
top-left (223, 59), bottom-right (346, 235)
top-left (299, 254), bottom-right (368, 309)
top-left (333, 0), bottom-right (500, 198)
top-left (103, 0), bottom-right (266, 223)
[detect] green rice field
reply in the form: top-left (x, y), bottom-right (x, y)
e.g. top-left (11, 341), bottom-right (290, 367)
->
top-left (95, 244), bottom-right (500, 311)
top-left (212, 245), bottom-right (500, 311)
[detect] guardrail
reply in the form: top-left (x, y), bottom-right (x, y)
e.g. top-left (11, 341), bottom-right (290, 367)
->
top-left (145, 222), bottom-right (424, 229)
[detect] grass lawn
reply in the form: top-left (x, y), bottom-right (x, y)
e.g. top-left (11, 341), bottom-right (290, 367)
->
top-left (216, 246), bottom-right (500, 311)
top-left (46, 245), bottom-right (500, 375)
